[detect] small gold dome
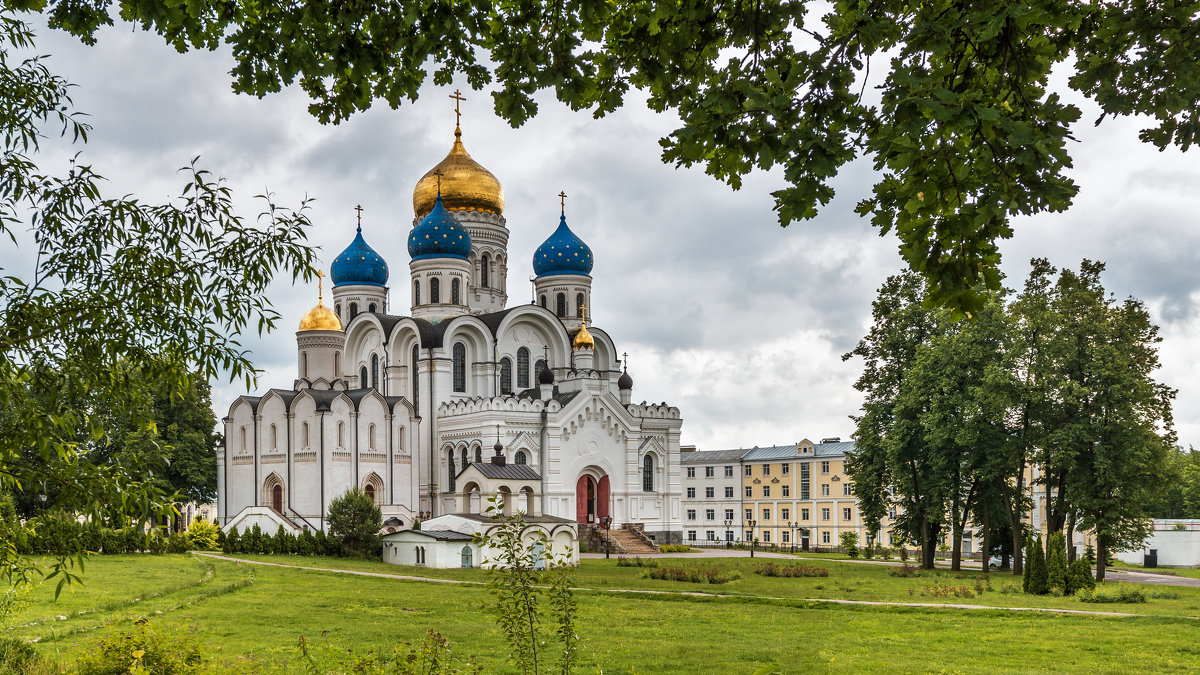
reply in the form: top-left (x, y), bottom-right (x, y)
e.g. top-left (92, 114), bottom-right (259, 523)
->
top-left (413, 128), bottom-right (504, 217)
top-left (299, 302), bottom-right (342, 331)
top-left (299, 271), bottom-right (343, 331)
top-left (573, 306), bottom-right (594, 351)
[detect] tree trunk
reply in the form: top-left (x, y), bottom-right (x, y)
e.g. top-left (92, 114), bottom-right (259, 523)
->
top-left (981, 502), bottom-right (991, 575)
top-left (1065, 515), bottom-right (1076, 564)
top-left (921, 516), bottom-right (935, 569)
top-left (1004, 475), bottom-right (1024, 575)
top-left (1096, 538), bottom-right (1107, 582)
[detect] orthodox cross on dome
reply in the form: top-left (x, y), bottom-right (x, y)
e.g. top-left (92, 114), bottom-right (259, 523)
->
top-left (450, 89), bottom-right (466, 133)
top-left (580, 303), bottom-right (587, 322)
top-left (543, 345), bottom-right (549, 363)
top-left (434, 170), bottom-right (444, 195)
top-left (559, 191), bottom-right (567, 212)
top-left (623, 352), bottom-right (628, 368)
top-left (316, 270), bottom-right (326, 303)
top-left (354, 204), bottom-right (363, 230)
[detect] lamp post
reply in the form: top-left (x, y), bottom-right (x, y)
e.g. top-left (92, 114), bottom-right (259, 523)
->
top-left (748, 520), bottom-right (757, 558)
top-left (723, 520), bottom-right (732, 549)
top-left (788, 521), bottom-right (797, 554)
top-left (602, 515), bottom-right (613, 559)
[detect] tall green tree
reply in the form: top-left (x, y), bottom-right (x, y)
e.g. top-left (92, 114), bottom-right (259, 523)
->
top-left (1147, 446), bottom-right (1200, 520)
top-left (326, 488), bottom-right (383, 557)
top-left (0, 15), bottom-right (315, 589)
top-left (30, 0), bottom-right (1200, 314)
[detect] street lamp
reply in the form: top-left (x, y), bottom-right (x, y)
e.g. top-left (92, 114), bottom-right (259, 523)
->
top-left (723, 520), bottom-right (732, 549)
top-left (788, 521), bottom-right (797, 554)
top-left (602, 515), bottom-right (613, 559)
top-left (748, 520), bottom-right (757, 557)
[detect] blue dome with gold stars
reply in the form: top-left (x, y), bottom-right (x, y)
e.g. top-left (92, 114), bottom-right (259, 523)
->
top-left (408, 194), bottom-right (471, 260)
top-left (533, 213), bottom-right (593, 277)
top-left (331, 225), bottom-right (389, 287)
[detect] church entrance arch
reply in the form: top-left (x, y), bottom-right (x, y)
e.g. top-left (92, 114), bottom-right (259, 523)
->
top-left (574, 473), bottom-right (610, 524)
top-left (461, 546), bottom-right (473, 569)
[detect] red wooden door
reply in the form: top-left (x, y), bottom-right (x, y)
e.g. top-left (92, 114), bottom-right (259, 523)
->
top-left (597, 475), bottom-right (610, 521)
top-left (272, 484), bottom-right (283, 513)
top-left (575, 475), bottom-right (589, 523)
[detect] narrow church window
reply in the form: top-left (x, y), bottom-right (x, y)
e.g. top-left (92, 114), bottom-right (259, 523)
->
top-left (350, 302), bottom-right (358, 319)
top-left (369, 302), bottom-right (377, 313)
top-left (500, 357), bottom-right (512, 394)
top-left (481, 254), bottom-right (490, 288)
top-left (517, 347), bottom-right (530, 389)
top-left (643, 454), bottom-right (654, 492)
top-left (555, 293), bottom-right (566, 317)
top-left (302, 422), bottom-right (309, 447)
top-left (334, 352), bottom-right (340, 377)
top-left (360, 366), bottom-right (369, 389)
top-left (474, 445), bottom-right (482, 463)
top-left (371, 354), bottom-right (380, 389)
top-left (451, 278), bottom-right (461, 304)
top-left (515, 451), bottom-right (527, 465)
top-left (270, 424), bottom-right (278, 450)
top-left (369, 423), bottom-right (377, 449)
top-left (364, 483), bottom-right (375, 504)
top-left (338, 421), bottom-right (345, 448)
top-left (414, 280), bottom-right (421, 305)
top-left (431, 278), bottom-right (441, 304)
top-left (460, 447), bottom-right (467, 468)
top-left (452, 343), bottom-right (466, 392)
top-left (335, 302), bottom-right (341, 316)
top-left (539, 294), bottom-right (546, 308)
top-left (301, 351), bottom-right (308, 379)
top-left (240, 426), bottom-right (247, 452)
top-left (411, 344), bottom-right (420, 410)
top-left (447, 451), bottom-right (456, 492)
top-left (576, 293), bottom-right (584, 317)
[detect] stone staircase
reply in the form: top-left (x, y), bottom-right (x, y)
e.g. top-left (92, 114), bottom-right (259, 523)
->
top-left (608, 528), bottom-right (659, 555)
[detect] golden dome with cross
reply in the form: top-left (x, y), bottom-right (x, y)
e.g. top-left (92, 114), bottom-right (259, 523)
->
top-left (412, 89), bottom-right (505, 217)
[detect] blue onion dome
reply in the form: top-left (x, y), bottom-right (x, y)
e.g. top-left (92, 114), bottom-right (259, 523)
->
top-left (331, 225), bottom-right (389, 287)
top-left (533, 212), bottom-right (593, 277)
top-left (408, 194), bottom-right (472, 260)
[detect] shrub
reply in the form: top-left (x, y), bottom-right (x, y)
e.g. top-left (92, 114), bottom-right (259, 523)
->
top-left (917, 584), bottom-right (977, 599)
top-left (615, 556), bottom-right (657, 568)
top-left (1046, 532), bottom-right (1067, 594)
top-left (298, 629), bottom-right (481, 674)
top-left (1, 637), bottom-right (53, 674)
top-left (862, 541), bottom-right (874, 559)
top-left (755, 563), bottom-right (829, 578)
top-left (123, 528), bottom-right (145, 554)
top-left (188, 520), bottom-right (221, 551)
top-left (1026, 535), bottom-right (1048, 595)
top-left (297, 529), bottom-right (316, 556)
top-left (147, 530), bottom-right (168, 554)
top-left (888, 564), bottom-right (923, 578)
top-left (658, 544), bottom-right (696, 553)
top-left (898, 547), bottom-right (909, 562)
top-left (166, 531), bottom-right (191, 554)
top-left (248, 524), bottom-right (264, 554)
top-left (1066, 558), bottom-right (1095, 596)
top-left (1078, 587), bottom-right (1147, 604)
top-left (1084, 543), bottom-right (1096, 564)
top-left (646, 566), bottom-right (740, 584)
top-left (75, 619), bottom-right (206, 674)
top-left (223, 526), bottom-right (239, 554)
top-left (327, 488), bottom-right (383, 557)
top-left (840, 531), bottom-right (859, 558)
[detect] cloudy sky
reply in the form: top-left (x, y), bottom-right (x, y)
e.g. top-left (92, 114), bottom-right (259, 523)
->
top-left (22, 17), bottom-right (1200, 452)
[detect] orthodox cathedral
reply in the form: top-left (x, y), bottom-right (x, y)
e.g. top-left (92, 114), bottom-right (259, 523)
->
top-left (217, 108), bottom-right (684, 545)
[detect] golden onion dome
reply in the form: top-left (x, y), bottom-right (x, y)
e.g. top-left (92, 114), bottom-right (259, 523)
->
top-left (573, 306), bottom-right (595, 351)
top-left (412, 127), bottom-right (504, 217)
top-left (298, 271), bottom-right (343, 332)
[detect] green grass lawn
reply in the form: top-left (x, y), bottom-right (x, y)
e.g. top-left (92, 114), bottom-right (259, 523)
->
top-left (8, 553), bottom-right (1200, 673)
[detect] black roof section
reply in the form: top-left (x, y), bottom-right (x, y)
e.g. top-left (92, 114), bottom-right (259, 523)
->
top-left (466, 463), bottom-right (542, 481)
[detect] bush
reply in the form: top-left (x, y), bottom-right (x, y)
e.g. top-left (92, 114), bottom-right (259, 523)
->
top-left (298, 629), bottom-right (480, 674)
top-left (1, 637), bottom-right (54, 674)
top-left (1066, 558), bottom-right (1096, 596)
top-left (223, 526), bottom-right (239, 554)
top-left (755, 563), bottom-right (829, 578)
top-left (75, 619), bottom-right (206, 674)
top-left (124, 528), bottom-right (145, 554)
top-left (1046, 531), bottom-right (1067, 594)
top-left (658, 544), bottom-right (696, 553)
top-left (898, 547), bottom-right (909, 562)
top-left (147, 530), bottom-right (168, 554)
top-left (888, 564), bottom-right (924, 578)
top-left (646, 566), bottom-right (740, 584)
top-left (1026, 535), bottom-right (1048, 595)
top-left (188, 520), bottom-right (221, 551)
top-left (1084, 543), bottom-right (1096, 565)
top-left (1078, 587), bottom-right (1147, 604)
top-left (297, 529), bottom-right (316, 556)
top-left (327, 488), bottom-right (383, 557)
top-left (166, 531), bottom-right (191, 554)
top-left (615, 556), bottom-right (657, 568)
top-left (840, 531), bottom-right (859, 558)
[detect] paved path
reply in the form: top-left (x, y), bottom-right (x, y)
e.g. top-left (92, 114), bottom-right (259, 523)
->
top-left (582, 549), bottom-right (1200, 588)
top-left (193, 553), bottom-right (1179, 619)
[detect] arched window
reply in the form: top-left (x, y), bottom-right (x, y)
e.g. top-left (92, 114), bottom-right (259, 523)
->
top-left (240, 426), bottom-right (247, 452)
top-left (474, 445), bottom-right (482, 463)
top-left (411, 344), bottom-right (420, 410)
top-left (556, 293), bottom-right (566, 317)
top-left (270, 424), bottom-right (278, 450)
top-left (576, 293), bottom-right (585, 317)
top-left (301, 351), bottom-right (308, 379)
top-left (517, 347), bottom-right (530, 389)
top-left (514, 450), bottom-right (527, 465)
top-left (431, 277), bottom-right (440, 304)
top-left (364, 483), bottom-right (375, 504)
top-left (643, 454), bottom-right (654, 492)
top-left (414, 280), bottom-right (421, 305)
top-left (451, 278), bottom-right (461, 304)
top-left (447, 451), bottom-right (457, 492)
top-left (350, 302), bottom-right (358, 319)
top-left (338, 421), bottom-right (345, 448)
top-left (539, 294), bottom-right (546, 308)
top-left (360, 366), bottom-right (369, 389)
top-left (335, 302), bottom-right (342, 316)
top-left (368, 302), bottom-right (377, 313)
top-left (371, 354), bottom-right (380, 389)
top-left (481, 254), bottom-right (490, 288)
top-left (452, 342), bottom-right (467, 392)
top-left (500, 357), bottom-right (513, 394)
top-left (334, 352), bottom-right (340, 377)
top-left (302, 422), bottom-right (310, 447)
top-left (369, 423), bottom-right (376, 449)
top-left (460, 446), bottom-right (468, 468)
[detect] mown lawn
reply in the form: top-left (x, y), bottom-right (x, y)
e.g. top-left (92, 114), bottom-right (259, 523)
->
top-left (9, 554), bottom-right (1200, 673)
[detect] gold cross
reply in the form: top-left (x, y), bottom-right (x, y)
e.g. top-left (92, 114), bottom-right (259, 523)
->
top-left (354, 204), bottom-right (363, 225)
top-left (316, 270), bottom-right (326, 302)
top-left (580, 303), bottom-right (587, 322)
top-left (434, 170), bottom-right (444, 194)
top-left (559, 191), bottom-right (567, 211)
top-left (450, 89), bottom-right (466, 128)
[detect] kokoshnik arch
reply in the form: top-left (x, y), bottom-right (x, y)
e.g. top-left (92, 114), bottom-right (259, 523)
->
top-left (218, 105), bottom-right (684, 544)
